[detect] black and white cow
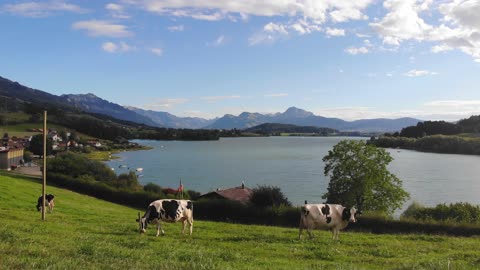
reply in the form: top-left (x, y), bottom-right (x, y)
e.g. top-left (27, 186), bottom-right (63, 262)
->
top-left (36, 194), bottom-right (55, 213)
top-left (137, 199), bottom-right (193, 236)
top-left (299, 201), bottom-right (359, 240)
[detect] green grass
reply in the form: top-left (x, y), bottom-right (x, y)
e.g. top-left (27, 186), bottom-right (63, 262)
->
top-left (81, 151), bottom-right (119, 161)
top-left (1, 174), bottom-right (480, 270)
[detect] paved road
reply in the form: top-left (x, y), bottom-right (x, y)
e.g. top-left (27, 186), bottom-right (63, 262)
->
top-left (15, 165), bottom-right (42, 177)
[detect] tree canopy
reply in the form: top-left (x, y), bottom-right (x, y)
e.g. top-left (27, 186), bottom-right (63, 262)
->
top-left (322, 140), bottom-right (409, 215)
top-left (29, 134), bottom-right (53, 157)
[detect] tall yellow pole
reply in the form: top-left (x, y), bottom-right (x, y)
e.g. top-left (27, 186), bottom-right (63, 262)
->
top-left (42, 111), bottom-right (47, 221)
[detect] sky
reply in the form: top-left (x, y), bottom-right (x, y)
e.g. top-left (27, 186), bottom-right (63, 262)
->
top-left (1, 0), bottom-right (480, 121)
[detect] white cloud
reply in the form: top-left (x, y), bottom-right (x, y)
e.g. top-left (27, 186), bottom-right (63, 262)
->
top-left (102, 41), bottom-right (135, 53)
top-left (167, 25), bottom-right (185, 32)
top-left (124, 0), bottom-right (373, 44)
top-left (102, 42), bottom-right (117, 53)
top-left (208, 35), bottom-right (227, 47)
top-left (3, 0), bottom-right (86, 17)
top-left (431, 44), bottom-right (453, 53)
top-left (264, 93), bottom-right (289, 97)
top-left (356, 33), bottom-right (371, 38)
top-left (150, 47), bottom-right (163, 56)
top-left (106, 3), bottom-right (130, 19)
top-left (248, 22), bottom-right (289, 45)
top-left (73, 20), bottom-right (133, 38)
top-left (143, 98), bottom-right (189, 109)
top-left (403, 69), bottom-right (437, 77)
top-left (123, 0), bottom-right (373, 23)
top-left (345, 46), bottom-right (369, 55)
top-left (371, 0), bottom-right (480, 62)
top-left (249, 20), bottom-right (323, 45)
top-left (326, 27), bottom-right (345, 37)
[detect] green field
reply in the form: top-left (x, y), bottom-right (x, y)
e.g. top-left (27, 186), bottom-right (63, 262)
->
top-left (1, 174), bottom-right (480, 270)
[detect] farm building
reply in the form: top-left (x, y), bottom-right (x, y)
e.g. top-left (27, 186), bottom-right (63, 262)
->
top-left (198, 183), bottom-right (253, 204)
top-left (0, 145), bottom-right (24, 170)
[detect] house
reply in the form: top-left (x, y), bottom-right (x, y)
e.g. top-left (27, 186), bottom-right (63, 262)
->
top-left (87, 140), bottom-right (102, 148)
top-left (0, 145), bottom-right (24, 170)
top-left (198, 183), bottom-right (253, 204)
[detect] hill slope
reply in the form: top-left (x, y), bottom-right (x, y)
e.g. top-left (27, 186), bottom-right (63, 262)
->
top-left (0, 76), bottom-right (158, 127)
top-left (0, 174), bottom-right (479, 270)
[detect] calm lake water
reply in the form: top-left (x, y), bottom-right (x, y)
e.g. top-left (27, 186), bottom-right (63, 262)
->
top-left (107, 137), bottom-right (480, 210)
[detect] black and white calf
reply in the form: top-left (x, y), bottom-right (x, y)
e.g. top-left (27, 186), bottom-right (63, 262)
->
top-left (299, 201), bottom-right (359, 240)
top-left (36, 194), bottom-right (55, 213)
top-left (137, 199), bottom-right (193, 236)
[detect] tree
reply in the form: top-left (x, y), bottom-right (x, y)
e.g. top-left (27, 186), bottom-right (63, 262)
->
top-left (250, 185), bottom-right (292, 208)
top-left (322, 140), bottom-right (409, 215)
top-left (2, 133), bottom-right (8, 146)
top-left (29, 134), bottom-right (53, 157)
top-left (59, 130), bottom-right (68, 141)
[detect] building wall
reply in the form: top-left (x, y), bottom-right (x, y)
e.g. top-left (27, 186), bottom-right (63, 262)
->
top-left (0, 148), bottom-right (24, 169)
top-left (0, 152), bottom-right (8, 169)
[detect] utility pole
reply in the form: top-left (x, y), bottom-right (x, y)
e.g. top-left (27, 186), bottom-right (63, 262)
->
top-left (42, 111), bottom-right (47, 221)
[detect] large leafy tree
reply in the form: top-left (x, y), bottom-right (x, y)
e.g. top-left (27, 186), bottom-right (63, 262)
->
top-left (29, 134), bottom-right (53, 157)
top-left (322, 140), bottom-right (409, 215)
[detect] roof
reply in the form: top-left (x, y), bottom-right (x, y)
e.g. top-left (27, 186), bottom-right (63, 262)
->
top-left (200, 186), bottom-right (253, 204)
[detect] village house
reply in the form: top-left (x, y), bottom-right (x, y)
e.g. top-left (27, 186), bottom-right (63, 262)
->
top-left (87, 140), bottom-right (102, 148)
top-left (198, 182), bottom-right (253, 204)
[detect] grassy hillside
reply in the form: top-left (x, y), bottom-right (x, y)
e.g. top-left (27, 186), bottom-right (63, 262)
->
top-left (1, 174), bottom-right (480, 270)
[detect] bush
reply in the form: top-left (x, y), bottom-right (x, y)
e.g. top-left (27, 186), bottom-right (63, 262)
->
top-left (401, 202), bottom-right (480, 224)
top-left (144, 182), bottom-right (164, 194)
top-left (401, 201), bottom-right (425, 219)
top-left (250, 185), bottom-right (292, 208)
top-left (187, 190), bottom-right (201, 200)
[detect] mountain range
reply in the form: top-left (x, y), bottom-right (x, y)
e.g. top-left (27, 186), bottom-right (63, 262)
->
top-left (204, 107), bottom-right (420, 132)
top-left (0, 76), bottom-right (421, 132)
top-left (126, 107), bottom-right (215, 129)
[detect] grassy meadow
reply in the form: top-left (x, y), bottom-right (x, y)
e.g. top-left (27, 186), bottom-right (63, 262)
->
top-left (1, 174), bottom-right (480, 270)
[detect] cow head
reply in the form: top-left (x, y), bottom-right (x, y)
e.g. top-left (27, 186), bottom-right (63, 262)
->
top-left (342, 207), bottom-right (358, 223)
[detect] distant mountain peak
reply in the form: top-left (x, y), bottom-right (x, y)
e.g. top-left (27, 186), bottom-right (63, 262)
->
top-left (283, 107), bottom-right (314, 118)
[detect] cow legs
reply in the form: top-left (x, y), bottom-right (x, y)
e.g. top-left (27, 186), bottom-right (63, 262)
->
top-left (331, 229), bottom-right (339, 240)
top-left (182, 219), bottom-right (187, 234)
top-left (187, 216), bottom-right (193, 235)
top-left (156, 222), bottom-right (165, 237)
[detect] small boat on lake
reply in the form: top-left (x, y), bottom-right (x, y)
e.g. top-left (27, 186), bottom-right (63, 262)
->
top-left (136, 168), bottom-right (143, 172)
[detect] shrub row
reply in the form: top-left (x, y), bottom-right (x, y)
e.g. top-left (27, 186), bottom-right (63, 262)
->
top-left (349, 214), bottom-right (480, 237)
top-left (45, 173), bottom-right (480, 237)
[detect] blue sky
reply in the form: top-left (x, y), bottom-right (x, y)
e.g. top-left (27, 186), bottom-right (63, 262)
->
top-left (1, 0), bottom-right (479, 120)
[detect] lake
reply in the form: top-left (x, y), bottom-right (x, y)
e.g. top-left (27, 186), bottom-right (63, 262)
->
top-left (107, 137), bottom-right (480, 210)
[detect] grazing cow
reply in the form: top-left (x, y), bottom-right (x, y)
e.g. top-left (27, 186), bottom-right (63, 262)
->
top-left (136, 199), bottom-right (193, 236)
top-left (36, 194), bottom-right (55, 213)
top-left (299, 201), bottom-right (359, 240)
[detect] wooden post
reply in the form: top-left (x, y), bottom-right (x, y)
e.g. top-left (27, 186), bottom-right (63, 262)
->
top-left (42, 111), bottom-right (47, 221)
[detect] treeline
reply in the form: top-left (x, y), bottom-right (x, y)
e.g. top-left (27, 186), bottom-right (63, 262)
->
top-left (385, 116), bottom-right (480, 139)
top-left (370, 135), bottom-right (480, 155)
top-left (244, 123), bottom-right (338, 136)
